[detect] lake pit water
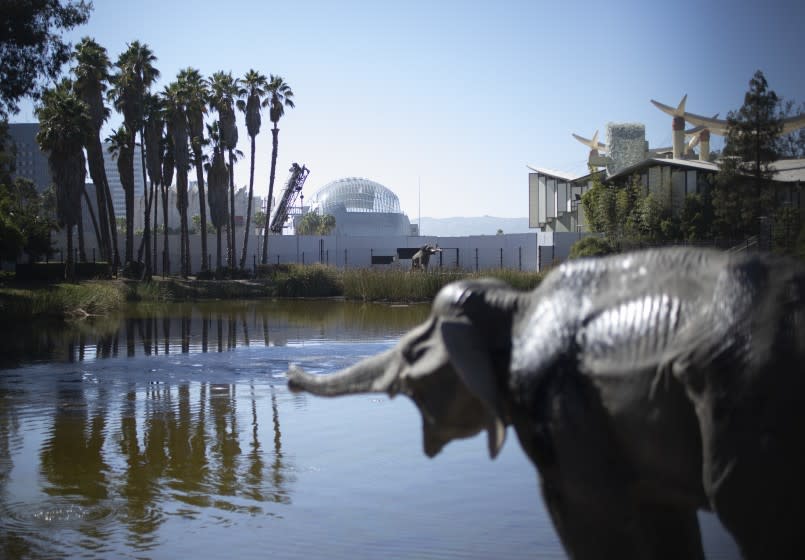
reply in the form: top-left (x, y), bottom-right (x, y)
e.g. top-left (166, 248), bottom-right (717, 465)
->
top-left (0, 300), bottom-right (739, 559)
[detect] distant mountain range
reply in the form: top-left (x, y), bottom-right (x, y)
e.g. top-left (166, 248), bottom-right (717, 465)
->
top-left (415, 216), bottom-right (532, 237)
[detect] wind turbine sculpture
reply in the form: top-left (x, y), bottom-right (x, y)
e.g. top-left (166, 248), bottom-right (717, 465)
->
top-left (572, 130), bottom-right (610, 167)
top-left (652, 94), bottom-right (805, 161)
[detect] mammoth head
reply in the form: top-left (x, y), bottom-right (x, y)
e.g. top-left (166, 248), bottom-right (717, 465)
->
top-left (287, 279), bottom-right (520, 459)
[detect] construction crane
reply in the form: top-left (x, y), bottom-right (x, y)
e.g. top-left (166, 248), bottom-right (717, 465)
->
top-left (269, 163), bottom-right (309, 234)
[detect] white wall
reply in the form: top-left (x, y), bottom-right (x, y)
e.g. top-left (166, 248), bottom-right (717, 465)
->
top-left (47, 229), bottom-right (587, 274)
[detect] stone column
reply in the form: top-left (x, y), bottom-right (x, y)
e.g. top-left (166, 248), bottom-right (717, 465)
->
top-left (673, 116), bottom-right (685, 159)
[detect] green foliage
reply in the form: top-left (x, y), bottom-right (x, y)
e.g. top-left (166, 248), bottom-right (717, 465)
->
top-left (568, 236), bottom-right (615, 259)
top-left (296, 211), bottom-right (336, 235)
top-left (718, 70), bottom-right (783, 223)
top-left (342, 269), bottom-right (462, 302)
top-left (772, 206), bottom-right (802, 254)
top-left (0, 280), bottom-right (125, 320)
top-left (581, 168), bottom-right (614, 240)
top-left (678, 192), bottom-right (713, 242)
top-left (0, 178), bottom-right (57, 261)
top-left (711, 157), bottom-right (767, 239)
top-left (724, 71), bottom-right (782, 184)
top-left (0, 0), bottom-right (92, 118)
top-left (271, 264), bottom-right (342, 297)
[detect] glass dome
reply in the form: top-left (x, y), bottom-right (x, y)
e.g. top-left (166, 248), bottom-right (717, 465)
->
top-left (310, 178), bottom-right (402, 214)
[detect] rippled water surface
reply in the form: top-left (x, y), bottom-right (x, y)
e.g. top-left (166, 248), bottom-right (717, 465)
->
top-left (0, 300), bottom-right (739, 559)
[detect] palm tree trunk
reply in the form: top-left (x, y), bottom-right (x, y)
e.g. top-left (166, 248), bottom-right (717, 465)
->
top-left (152, 179), bottom-right (158, 275)
top-left (261, 127), bottom-right (280, 264)
top-left (228, 148), bottom-right (236, 270)
top-left (85, 136), bottom-right (111, 261)
top-left (162, 183), bottom-right (169, 275)
top-left (104, 173), bottom-right (120, 270)
top-left (217, 227), bottom-right (223, 273)
top-left (139, 127), bottom-right (151, 274)
top-left (240, 135), bottom-right (256, 270)
top-left (66, 224), bottom-right (75, 282)
top-left (81, 186), bottom-right (102, 261)
top-left (194, 156), bottom-right (209, 272)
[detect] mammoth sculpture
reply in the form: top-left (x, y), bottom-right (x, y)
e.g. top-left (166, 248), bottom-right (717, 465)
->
top-left (287, 247), bottom-right (805, 559)
top-left (411, 243), bottom-right (442, 271)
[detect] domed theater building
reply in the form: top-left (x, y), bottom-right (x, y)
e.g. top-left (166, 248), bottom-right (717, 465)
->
top-left (305, 177), bottom-right (414, 236)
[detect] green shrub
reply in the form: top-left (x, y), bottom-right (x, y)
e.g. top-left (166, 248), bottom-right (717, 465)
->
top-left (568, 236), bottom-right (616, 259)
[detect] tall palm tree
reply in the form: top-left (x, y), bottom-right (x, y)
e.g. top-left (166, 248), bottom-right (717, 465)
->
top-left (161, 132), bottom-right (175, 275)
top-left (261, 75), bottom-right (295, 264)
top-left (36, 81), bottom-right (92, 281)
top-left (177, 68), bottom-right (210, 272)
top-left (206, 122), bottom-right (229, 272)
top-left (162, 82), bottom-right (191, 277)
top-left (109, 40), bottom-right (160, 269)
top-left (208, 71), bottom-right (239, 270)
top-left (73, 37), bottom-right (117, 266)
top-left (141, 93), bottom-right (163, 279)
top-left (236, 69), bottom-right (268, 270)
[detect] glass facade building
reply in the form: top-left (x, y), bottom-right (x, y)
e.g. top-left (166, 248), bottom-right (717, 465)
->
top-left (306, 178), bottom-right (412, 236)
top-left (310, 177), bottom-right (402, 214)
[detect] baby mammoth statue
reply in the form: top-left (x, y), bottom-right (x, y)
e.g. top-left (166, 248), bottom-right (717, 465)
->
top-left (287, 247), bottom-right (805, 560)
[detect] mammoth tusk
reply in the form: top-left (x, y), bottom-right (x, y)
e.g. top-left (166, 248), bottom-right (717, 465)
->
top-left (286, 348), bottom-right (399, 396)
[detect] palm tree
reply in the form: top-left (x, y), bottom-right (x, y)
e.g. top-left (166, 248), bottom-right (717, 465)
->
top-left (162, 81), bottom-right (191, 277)
top-left (73, 37), bottom-right (117, 267)
top-left (236, 69), bottom-right (268, 270)
top-left (178, 68), bottom-right (210, 272)
top-left (161, 132), bottom-right (175, 274)
top-left (261, 75), bottom-right (295, 264)
top-left (36, 81), bottom-right (92, 281)
top-left (206, 122), bottom-right (229, 272)
top-left (141, 93), bottom-right (163, 279)
top-left (109, 41), bottom-right (160, 269)
top-left (208, 71), bottom-right (240, 270)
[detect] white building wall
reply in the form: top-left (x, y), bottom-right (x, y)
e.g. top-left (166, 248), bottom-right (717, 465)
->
top-left (47, 230), bottom-right (586, 274)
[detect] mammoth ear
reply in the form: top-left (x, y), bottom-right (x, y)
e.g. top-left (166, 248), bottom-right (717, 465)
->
top-left (440, 319), bottom-right (507, 458)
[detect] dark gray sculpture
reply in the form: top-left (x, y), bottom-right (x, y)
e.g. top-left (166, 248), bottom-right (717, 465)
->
top-left (411, 243), bottom-right (441, 271)
top-left (287, 247), bottom-right (805, 559)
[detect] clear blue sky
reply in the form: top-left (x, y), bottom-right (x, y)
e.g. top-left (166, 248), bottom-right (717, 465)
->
top-left (10, 0), bottom-right (805, 219)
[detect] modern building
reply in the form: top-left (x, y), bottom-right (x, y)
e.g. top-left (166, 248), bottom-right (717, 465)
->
top-left (7, 123), bottom-right (52, 191)
top-left (305, 177), bottom-right (415, 236)
top-left (102, 140), bottom-right (144, 221)
top-left (530, 111), bottom-right (805, 234)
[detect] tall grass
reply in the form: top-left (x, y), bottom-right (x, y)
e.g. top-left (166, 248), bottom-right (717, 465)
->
top-left (0, 281), bottom-right (126, 319)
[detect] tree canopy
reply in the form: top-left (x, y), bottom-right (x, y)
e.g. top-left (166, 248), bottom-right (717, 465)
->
top-left (0, 0), bottom-right (91, 118)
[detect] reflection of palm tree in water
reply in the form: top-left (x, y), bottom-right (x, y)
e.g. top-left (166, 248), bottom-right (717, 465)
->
top-left (243, 384), bottom-right (290, 504)
top-left (40, 387), bottom-right (110, 501)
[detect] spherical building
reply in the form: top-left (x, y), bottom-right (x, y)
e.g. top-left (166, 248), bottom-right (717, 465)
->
top-left (306, 177), bottom-right (413, 236)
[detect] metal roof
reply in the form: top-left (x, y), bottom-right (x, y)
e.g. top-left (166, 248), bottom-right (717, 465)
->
top-left (605, 157), bottom-right (719, 182)
top-left (526, 165), bottom-right (580, 182)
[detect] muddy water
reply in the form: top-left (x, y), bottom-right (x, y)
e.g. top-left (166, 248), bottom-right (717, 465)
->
top-left (0, 300), bottom-right (739, 559)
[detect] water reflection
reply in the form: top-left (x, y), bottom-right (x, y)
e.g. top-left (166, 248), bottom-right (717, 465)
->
top-left (0, 364), bottom-right (300, 557)
top-left (0, 300), bottom-right (426, 367)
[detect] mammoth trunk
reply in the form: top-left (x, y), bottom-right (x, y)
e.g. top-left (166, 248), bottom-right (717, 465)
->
top-left (287, 349), bottom-right (398, 396)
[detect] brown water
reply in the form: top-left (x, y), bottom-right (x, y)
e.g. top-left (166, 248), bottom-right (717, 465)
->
top-left (0, 300), bottom-right (739, 559)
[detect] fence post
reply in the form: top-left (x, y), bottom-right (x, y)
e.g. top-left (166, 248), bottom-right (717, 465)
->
top-left (302, 252), bottom-right (305, 265)
top-left (456, 248), bottom-right (460, 269)
top-left (344, 249), bottom-right (348, 268)
top-left (500, 247), bottom-right (503, 269)
top-left (518, 246), bottom-right (522, 271)
top-left (475, 248), bottom-right (479, 272)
